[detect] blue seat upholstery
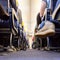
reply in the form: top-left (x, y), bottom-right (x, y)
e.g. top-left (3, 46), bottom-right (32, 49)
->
top-left (47, 0), bottom-right (60, 49)
top-left (0, 0), bottom-right (8, 12)
top-left (0, 20), bottom-right (10, 28)
top-left (0, 0), bottom-right (19, 47)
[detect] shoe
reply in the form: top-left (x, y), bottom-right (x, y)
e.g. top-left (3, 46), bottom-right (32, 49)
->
top-left (7, 46), bottom-right (16, 52)
top-left (0, 45), bottom-right (4, 52)
top-left (0, 4), bottom-right (9, 20)
top-left (35, 21), bottom-right (55, 38)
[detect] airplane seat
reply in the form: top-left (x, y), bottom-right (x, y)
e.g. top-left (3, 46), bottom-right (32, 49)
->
top-left (0, 0), bottom-right (19, 47)
top-left (47, 3), bottom-right (60, 50)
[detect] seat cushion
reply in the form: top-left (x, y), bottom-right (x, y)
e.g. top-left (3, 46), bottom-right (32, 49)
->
top-left (0, 20), bottom-right (10, 28)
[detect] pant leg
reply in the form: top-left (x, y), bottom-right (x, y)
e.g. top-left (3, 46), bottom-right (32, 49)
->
top-left (50, 19), bottom-right (60, 28)
top-left (37, 13), bottom-right (41, 26)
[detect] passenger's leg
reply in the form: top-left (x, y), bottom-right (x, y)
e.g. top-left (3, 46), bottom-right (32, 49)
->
top-left (37, 13), bottom-right (42, 26)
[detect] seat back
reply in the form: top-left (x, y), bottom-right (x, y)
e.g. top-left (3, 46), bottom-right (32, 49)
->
top-left (48, 1), bottom-right (60, 47)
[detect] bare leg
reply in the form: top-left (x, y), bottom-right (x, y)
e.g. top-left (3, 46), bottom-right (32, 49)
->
top-left (40, 1), bottom-right (47, 17)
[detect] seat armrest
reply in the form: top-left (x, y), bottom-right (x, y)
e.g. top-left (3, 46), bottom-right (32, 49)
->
top-left (8, 8), bottom-right (19, 27)
top-left (7, 8), bottom-right (19, 35)
top-left (12, 8), bottom-right (19, 21)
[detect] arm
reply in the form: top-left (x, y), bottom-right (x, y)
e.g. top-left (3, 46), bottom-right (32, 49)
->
top-left (40, 0), bottom-right (47, 17)
top-left (17, 8), bottom-right (22, 24)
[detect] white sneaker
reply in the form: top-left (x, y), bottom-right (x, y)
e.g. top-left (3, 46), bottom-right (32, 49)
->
top-left (35, 21), bottom-right (55, 38)
top-left (7, 46), bottom-right (16, 52)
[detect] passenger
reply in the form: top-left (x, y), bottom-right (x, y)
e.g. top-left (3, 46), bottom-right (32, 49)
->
top-left (35, 0), bottom-right (60, 38)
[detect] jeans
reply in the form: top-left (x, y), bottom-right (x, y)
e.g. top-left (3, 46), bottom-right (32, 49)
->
top-left (14, 20), bottom-right (21, 35)
top-left (38, 21), bottom-right (45, 29)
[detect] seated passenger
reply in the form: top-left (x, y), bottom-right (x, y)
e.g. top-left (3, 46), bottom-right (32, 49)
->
top-left (35, 0), bottom-right (60, 38)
